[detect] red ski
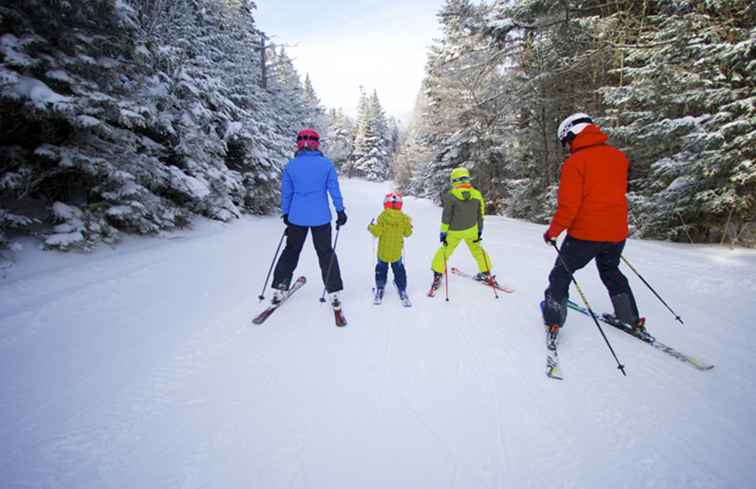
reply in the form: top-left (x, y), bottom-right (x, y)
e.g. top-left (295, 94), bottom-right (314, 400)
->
top-left (450, 267), bottom-right (514, 293)
top-left (252, 276), bottom-right (306, 325)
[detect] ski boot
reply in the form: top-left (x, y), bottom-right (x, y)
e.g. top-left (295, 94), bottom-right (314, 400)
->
top-left (398, 289), bottom-right (412, 307)
top-left (631, 317), bottom-right (653, 340)
top-left (271, 288), bottom-right (286, 305)
top-left (428, 272), bottom-right (443, 296)
top-left (633, 317), bottom-right (647, 333)
top-left (373, 287), bottom-right (385, 305)
top-left (329, 292), bottom-right (342, 310)
top-left (473, 271), bottom-right (491, 282)
top-left (330, 292), bottom-right (347, 327)
top-left (474, 271), bottom-right (496, 286)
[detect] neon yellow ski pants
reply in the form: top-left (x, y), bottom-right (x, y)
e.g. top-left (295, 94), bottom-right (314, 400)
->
top-left (431, 227), bottom-right (493, 274)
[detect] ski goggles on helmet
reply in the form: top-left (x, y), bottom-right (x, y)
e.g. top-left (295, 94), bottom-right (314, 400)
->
top-left (296, 134), bottom-right (319, 142)
top-left (451, 175), bottom-right (471, 184)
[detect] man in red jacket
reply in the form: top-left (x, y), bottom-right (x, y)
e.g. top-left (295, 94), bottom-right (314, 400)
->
top-left (542, 113), bottom-right (644, 342)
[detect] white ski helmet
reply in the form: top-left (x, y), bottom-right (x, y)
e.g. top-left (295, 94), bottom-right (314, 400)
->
top-left (557, 112), bottom-right (593, 146)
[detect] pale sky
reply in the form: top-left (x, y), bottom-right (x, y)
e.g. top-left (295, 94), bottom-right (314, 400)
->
top-left (254, 0), bottom-right (445, 122)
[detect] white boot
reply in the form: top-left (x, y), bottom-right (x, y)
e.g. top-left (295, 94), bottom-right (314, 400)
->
top-left (271, 289), bottom-right (285, 305)
top-left (329, 292), bottom-right (341, 310)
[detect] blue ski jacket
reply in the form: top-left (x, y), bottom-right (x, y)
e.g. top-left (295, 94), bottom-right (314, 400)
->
top-left (280, 150), bottom-right (345, 227)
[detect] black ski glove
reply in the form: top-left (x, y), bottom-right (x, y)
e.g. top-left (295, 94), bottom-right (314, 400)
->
top-left (336, 210), bottom-right (347, 228)
top-left (282, 214), bottom-right (289, 226)
top-left (440, 232), bottom-right (448, 245)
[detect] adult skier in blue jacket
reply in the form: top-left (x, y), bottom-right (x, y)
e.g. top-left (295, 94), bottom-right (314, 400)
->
top-left (271, 128), bottom-right (347, 309)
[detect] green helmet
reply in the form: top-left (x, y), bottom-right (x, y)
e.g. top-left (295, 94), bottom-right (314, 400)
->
top-left (450, 167), bottom-right (471, 185)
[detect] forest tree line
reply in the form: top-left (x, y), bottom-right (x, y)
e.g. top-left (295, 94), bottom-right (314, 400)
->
top-left (0, 0), bottom-right (324, 252)
top-left (395, 0), bottom-right (755, 246)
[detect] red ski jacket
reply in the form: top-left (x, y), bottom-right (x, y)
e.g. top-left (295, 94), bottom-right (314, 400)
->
top-left (546, 124), bottom-right (629, 242)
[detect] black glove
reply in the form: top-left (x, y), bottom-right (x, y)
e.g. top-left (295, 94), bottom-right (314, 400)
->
top-left (440, 232), bottom-right (448, 245)
top-left (336, 210), bottom-right (347, 228)
top-left (478, 222), bottom-right (483, 241)
top-left (282, 214), bottom-right (289, 226)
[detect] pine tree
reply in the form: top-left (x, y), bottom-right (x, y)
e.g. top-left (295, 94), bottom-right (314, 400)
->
top-left (350, 89), bottom-right (391, 181)
top-left (326, 108), bottom-right (355, 171)
top-left (302, 73), bottom-right (327, 136)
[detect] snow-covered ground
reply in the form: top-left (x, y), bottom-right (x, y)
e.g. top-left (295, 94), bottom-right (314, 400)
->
top-left (2, 178), bottom-right (755, 489)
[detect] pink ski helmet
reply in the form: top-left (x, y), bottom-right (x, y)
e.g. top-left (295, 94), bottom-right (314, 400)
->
top-left (383, 192), bottom-right (403, 210)
top-left (296, 128), bottom-right (320, 150)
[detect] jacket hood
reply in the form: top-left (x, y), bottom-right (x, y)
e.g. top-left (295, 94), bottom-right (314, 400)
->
top-left (381, 208), bottom-right (406, 223)
top-left (450, 186), bottom-right (476, 201)
top-left (570, 124), bottom-right (608, 152)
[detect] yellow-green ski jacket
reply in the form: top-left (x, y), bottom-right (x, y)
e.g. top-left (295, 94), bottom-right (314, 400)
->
top-left (368, 208), bottom-right (413, 263)
top-left (440, 185), bottom-right (485, 232)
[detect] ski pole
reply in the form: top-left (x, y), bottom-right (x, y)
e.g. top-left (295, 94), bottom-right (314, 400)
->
top-left (258, 228), bottom-right (287, 301)
top-left (480, 246), bottom-right (499, 300)
top-left (620, 255), bottom-right (684, 325)
top-left (443, 242), bottom-right (450, 302)
top-left (319, 225), bottom-right (342, 303)
top-left (371, 219), bottom-right (377, 293)
top-left (550, 240), bottom-right (627, 376)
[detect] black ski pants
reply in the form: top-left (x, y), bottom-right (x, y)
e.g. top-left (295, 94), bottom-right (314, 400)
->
top-left (543, 235), bottom-right (638, 327)
top-left (272, 223), bottom-right (343, 293)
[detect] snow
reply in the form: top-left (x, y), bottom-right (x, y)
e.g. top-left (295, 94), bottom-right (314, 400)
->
top-left (0, 33), bottom-right (35, 68)
top-left (8, 75), bottom-right (72, 105)
top-left (46, 69), bottom-right (74, 83)
top-left (1, 179), bottom-right (756, 489)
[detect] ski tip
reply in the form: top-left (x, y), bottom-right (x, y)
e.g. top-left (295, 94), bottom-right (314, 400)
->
top-left (546, 368), bottom-right (563, 380)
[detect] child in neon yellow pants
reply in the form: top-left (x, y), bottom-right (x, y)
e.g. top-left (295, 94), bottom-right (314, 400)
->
top-left (431, 226), bottom-right (492, 274)
top-left (429, 167), bottom-right (494, 290)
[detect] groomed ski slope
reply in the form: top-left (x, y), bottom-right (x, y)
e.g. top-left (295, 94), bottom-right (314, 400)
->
top-left (1, 178), bottom-right (755, 489)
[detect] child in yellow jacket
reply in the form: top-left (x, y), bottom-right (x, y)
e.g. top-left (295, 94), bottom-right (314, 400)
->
top-left (367, 192), bottom-right (413, 304)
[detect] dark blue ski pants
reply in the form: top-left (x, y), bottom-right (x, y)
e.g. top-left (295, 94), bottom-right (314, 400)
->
top-left (543, 235), bottom-right (638, 327)
top-left (375, 258), bottom-right (407, 292)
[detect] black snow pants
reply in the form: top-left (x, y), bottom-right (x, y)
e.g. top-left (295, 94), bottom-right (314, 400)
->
top-left (272, 223), bottom-right (343, 293)
top-left (543, 235), bottom-right (639, 327)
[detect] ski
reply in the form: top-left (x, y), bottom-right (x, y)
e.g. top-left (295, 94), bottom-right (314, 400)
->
top-left (252, 276), bottom-right (306, 325)
top-left (567, 300), bottom-right (714, 371)
top-left (450, 267), bottom-right (514, 293)
top-left (546, 349), bottom-right (563, 380)
top-left (540, 302), bottom-right (563, 380)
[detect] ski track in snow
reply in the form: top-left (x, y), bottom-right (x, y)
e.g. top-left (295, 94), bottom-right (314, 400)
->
top-left (1, 179), bottom-right (756, 489)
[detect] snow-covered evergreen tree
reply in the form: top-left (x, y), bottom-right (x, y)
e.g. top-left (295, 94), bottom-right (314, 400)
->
top-left (398, 0), bottom-right (755, 245)
top-left (350, 89), bottom-right (391, 181)
top-left (325, 108), bottom-right (355, 171)
top-left (0, 0), bottom-right (316, 251)
top-left (600, 2), bottom-right (756, 244)
top-left (402, 0), bottom-right (516, 209)
top-left (302, 73), bottom-right (328, 137)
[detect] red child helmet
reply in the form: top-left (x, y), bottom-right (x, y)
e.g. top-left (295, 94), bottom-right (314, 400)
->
top-left (383, 192), bottom-right (403, 210)
top-left (296, 128), bottom-right (320, 150)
